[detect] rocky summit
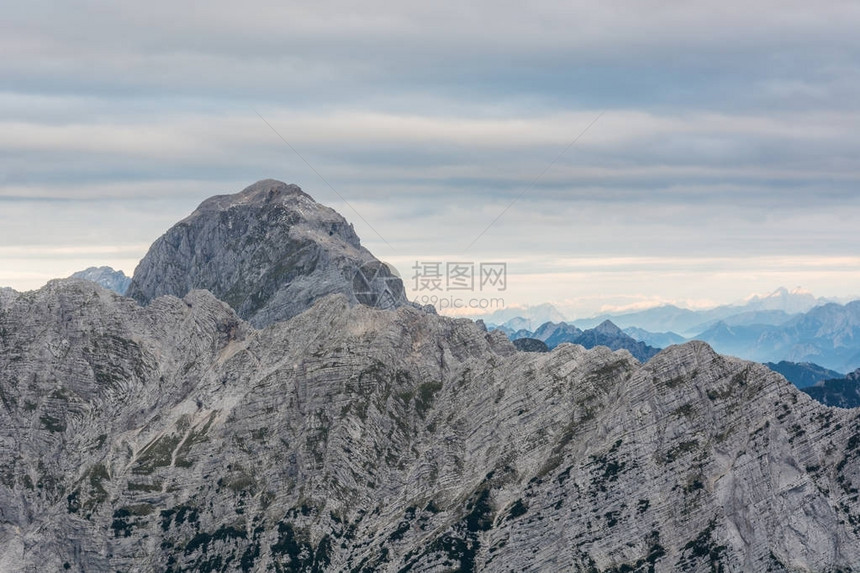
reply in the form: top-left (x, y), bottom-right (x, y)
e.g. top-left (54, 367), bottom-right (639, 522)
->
top-left (126, 179), bottom-right (407, 327)
top-left (2, 181), bottom-right (860, 572)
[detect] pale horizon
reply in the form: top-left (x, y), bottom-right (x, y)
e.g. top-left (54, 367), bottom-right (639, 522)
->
top-left (4, 241), bottom-right (858, 322)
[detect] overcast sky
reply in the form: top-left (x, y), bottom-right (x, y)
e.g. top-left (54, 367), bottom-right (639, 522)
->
top-left (3, 1), bottom-right (860, 318)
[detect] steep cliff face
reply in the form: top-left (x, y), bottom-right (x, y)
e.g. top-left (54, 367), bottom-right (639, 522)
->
top-left (2, 277), bottom-right (860, 572)
top-left (126, 179), bottom-right (407, 327)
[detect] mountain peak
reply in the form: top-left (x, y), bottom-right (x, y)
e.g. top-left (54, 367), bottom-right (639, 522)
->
top-left (765, 286), bottom-right (813, 299)
top-left (192, 179), bottom-right (311, 214)
top-left (127, 180), bottom-right (407, 327)
top-left (740, 285), bottom-right (819, 314)
top-left (594, 319), bottom-right (622, 335)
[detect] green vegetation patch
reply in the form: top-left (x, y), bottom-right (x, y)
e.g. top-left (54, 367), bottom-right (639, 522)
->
top-left (666, 440), bottom-right (700, 463)
top-left (39, 414), bottom-right (66, 433)
top-left (133, 434), bottom-right (182, 474)
top-left (415, 381), bottom-right (443, 417)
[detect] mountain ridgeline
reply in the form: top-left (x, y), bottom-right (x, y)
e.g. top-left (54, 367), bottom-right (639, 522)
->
top-left (558, 293), bottom-right (860, 373)
top-left (693, 302), bottom-right (860, 373)
top-left (499, 318), bottom-right (857, 397)
top-left (2, 180), bottom-right (860, 571)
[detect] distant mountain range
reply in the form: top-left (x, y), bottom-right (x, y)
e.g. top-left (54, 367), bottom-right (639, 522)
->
top-left (482, 303), bottom-right (566, 331)
top-left (693, 301), bottom-right (860, 372)
top-left (622, 327), bottom-right (686, 348)
top-left (511, 338), bottom-right (549, 352)
top-left (501, 317), bottom-right (860, 412)
top-left (500, 317), bottom-right (860, 413)
top-left (499, 319), bottom-right (660, 363)
top-left (572, 287), bottom-right (832, 336)
top-left (492, 290), bottom-right (860, 373)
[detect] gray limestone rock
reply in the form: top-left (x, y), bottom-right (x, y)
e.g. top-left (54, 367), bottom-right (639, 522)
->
top-left (0, 287), bottom-right (17, 309)
top-left (1, 278), bottom-right (860, 571)
top-left (126, 179), bottom-right (407, 327)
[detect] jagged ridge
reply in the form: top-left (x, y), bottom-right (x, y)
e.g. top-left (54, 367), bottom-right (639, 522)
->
top-left (1, 279), bottom-right (860, 571)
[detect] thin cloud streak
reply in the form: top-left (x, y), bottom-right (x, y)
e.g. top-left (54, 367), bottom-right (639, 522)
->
top-left (5, 110), bottom-right (860, 153)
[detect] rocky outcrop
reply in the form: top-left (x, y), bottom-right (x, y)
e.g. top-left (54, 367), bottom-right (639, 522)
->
top-left (0, 287), bottom-right (16, 308)
top-left (70, 266), bottom-right (131, 295)
top-left (2, 278), bottom-right (860, 571)
top-left (126, 179), bottom-right (407, 327)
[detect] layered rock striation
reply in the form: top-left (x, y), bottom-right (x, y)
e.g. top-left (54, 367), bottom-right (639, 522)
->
top-left (1, 279), bottom-right (860, 571)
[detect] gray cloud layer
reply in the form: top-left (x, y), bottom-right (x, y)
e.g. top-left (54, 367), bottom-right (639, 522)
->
top-left (3, 1), bottom-right (860, 316)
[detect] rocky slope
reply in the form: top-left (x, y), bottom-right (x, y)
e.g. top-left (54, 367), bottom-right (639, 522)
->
top-left (2, 282), bottom-right (860, 571)
top-left (574, 287), bottom-right (822, 335)
top-left (126, 179), bottom-right (407, 327)
top-left (2, 182), bottom-right (860, 571)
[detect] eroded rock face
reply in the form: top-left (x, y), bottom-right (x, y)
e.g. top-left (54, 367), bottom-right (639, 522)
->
top-left (2, 279), bottom-right (860, 571)
top-left (126, 179), bottom-right (407, 327)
